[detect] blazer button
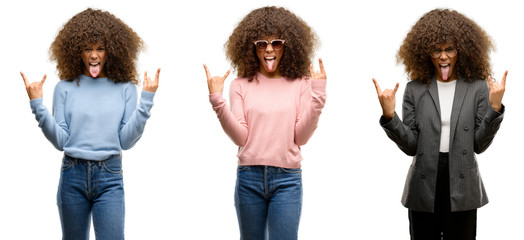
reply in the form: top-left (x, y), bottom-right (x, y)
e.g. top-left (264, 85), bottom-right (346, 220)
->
top-left (462, 149), bottom-right (467, 154)
top-left (464, 126), bottom-right (469, 131)
top-left (418, 150), bottom-right (423, 156)
top-left (460, 173), bottom-right (465, 178)
top-left (421, 174), bottom-right (426, 179)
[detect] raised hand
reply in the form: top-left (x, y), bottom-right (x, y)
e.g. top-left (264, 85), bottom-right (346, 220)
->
top-left (309, 58), bottom-right (326, 80)
top-left (372, 78), bottom-right (399, 121)
top-left (204, 64), bottom-right (230, 94)
top-left (143, 68), bottom-right (161, 93)
top-left (488, 70), bottom-right (508, 112)
top-left (21, 72), bottom-right (47, 100)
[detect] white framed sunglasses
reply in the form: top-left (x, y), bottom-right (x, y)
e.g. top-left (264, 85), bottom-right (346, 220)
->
top-left (253, 39), bottom-right (286, 50)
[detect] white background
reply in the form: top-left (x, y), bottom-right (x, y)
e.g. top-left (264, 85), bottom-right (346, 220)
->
top-left (2, 0), bottom-right (522, 239)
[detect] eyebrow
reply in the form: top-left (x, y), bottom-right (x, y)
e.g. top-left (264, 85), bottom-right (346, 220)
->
top-left (432, 47), bottom-right (455, 50)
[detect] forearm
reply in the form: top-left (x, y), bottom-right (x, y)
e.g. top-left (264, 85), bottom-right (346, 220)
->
top-left (119, 91), bottom-right (155, 149)
top-left (30, 98), bottom-right (69, 150)
top-left (381, 113), bottom-right (418, 156)
top-left (474, 104), bottom-right (504, 153)
top-left (295, 79), bottom-right (327, 145)
top-left (210, 92), bottom-right (248, 146)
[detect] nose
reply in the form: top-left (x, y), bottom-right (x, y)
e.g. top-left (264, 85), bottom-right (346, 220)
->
top-left (265, 43), bottom-right (274, 52)
top-left (90, 51), bottom-right (98, 59)
top-left (439, 50), bottom-right (448, 60)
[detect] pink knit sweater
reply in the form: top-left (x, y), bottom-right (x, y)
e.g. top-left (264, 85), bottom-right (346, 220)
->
top-left (209, 73), bottom-right (326, 168)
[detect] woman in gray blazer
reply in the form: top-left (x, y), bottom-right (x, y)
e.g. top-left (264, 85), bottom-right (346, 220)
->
top-left (372, 9), bottom-right (507, 240)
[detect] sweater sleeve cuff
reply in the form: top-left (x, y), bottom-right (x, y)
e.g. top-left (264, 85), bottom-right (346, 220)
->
top-left (141, 91), bottom-right (155, 103)
top-left (311, 79), bottom-right (327, 94)
top-left (209, 92), bottom-right (225, 107)
top-left (30, 98), bottom-right (44, 111)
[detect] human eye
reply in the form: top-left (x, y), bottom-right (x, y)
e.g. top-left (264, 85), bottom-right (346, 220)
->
top-left (272, 40), bottom-right (283, 46)
top-left (254, 40), bottom-right (268, 49)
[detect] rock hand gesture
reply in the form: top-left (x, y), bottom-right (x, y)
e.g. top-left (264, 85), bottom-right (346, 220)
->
top-left (21, 72), bottom-right (47, 100)
top-left (372, 78), bottom-right (399, 122)
top-left (488, 70), bottom-right (508, 112)
top-left (204, 64), bottom-right (230, 94)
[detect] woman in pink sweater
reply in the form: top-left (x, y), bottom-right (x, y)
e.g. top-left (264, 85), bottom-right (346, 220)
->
top-left (204, 6), bottom-right (326, 239)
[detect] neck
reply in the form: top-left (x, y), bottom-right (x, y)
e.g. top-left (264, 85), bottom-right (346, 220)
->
top-left (436, 76), bottom-right (457, 82)
top-left (259, 69), bottom-right (282, 79)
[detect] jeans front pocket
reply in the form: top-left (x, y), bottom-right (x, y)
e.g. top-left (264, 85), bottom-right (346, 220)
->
top-left (102, 156), bottom-right (123, 174)
top-left (280, 167), bottom-right (301, 174)
top-left (237, 165), bottom-right (251, 172)
top-left (61, 157), bottom-right (75, 171)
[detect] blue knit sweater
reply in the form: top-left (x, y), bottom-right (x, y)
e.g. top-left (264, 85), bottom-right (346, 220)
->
top-left (30, 74), bottom-right (155, 160)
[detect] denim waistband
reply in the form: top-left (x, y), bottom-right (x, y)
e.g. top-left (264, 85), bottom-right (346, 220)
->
top-left (64, 153), bottom-right (121, 163)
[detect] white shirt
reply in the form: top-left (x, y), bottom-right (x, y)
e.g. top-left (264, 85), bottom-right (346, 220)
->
top-left (437, 80), bottom-right (457, 153)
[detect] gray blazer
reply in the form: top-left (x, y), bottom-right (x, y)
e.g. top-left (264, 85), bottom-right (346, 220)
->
top-left (381, 77), bottom-right (504, 212)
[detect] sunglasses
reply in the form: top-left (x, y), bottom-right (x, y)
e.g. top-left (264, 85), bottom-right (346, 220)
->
top-left (253, 39), bottom-right (286, 50)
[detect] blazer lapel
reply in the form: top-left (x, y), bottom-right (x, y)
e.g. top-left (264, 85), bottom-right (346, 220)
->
top-left (428, 77), bottom-right (441, 118)
top-left (449, 78), bottom-right (469, 148)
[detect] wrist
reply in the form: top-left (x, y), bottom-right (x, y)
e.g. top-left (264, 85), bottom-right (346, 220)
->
top-left (29, 94), bottom-right (43, 100)
top-left (383, 110), bottom-right (394, 120)
top-left (209, 88), bottom-right (224, 94)
top-left (491, 104), bottom-right (501, 112)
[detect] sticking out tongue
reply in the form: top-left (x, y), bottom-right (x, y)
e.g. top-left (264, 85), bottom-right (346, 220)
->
top-left (440, 65), bottom-right (450, 81)
top-left (90, 64), bottom-right (100, 78)
top-left (266, 59), bottom-right (275, 71)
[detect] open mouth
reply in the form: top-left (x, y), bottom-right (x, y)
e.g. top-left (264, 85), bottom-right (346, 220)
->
top-left (89, 62), bottom-right (101, 78)
top-left (439, 63), bottom-right (450, 81)
top-left (264, 56), bottom-right (276, 71)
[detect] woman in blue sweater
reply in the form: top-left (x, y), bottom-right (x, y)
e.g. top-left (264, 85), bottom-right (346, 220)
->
top-left (21, 8), bottom-right (159, 240)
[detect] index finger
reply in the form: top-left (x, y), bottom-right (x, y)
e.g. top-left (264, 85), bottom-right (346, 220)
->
top-left (40, 74), bottom-right (47, 85)
top-left (20, 72), bottom-right (29, 87)
top-left (309, 64), bottom-right (314, 77)
top-left (223, 69), bottom-right (230, 79)
top-left (144, 71), bottom-right (149, 82)
top-left (393, 82), bottom-right (399, 93)
top-left (318, 58), bottom-right (326, 75)
top-left (372, 78), bottom-right (382, 95)
top-left (487, 75), bottom-right (492, 85)
top-left (203, 64), bottom-right (211, 79)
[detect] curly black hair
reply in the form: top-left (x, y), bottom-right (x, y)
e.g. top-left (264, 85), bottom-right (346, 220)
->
top-left (50, 8), bottom-right (143, 84)
top-left (397, 8), bottom-right (494, 84)
top-left (225, 6), bottom-right (318, 81)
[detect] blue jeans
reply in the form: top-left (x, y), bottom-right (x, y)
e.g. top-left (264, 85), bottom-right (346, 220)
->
top-left (57, 154), bottom-right (125, 240)
top-left (235, 165), bottom-right (303, 240)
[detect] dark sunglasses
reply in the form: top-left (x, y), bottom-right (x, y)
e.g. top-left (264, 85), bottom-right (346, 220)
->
top-left (253, 39), bottom-right (286, 50)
